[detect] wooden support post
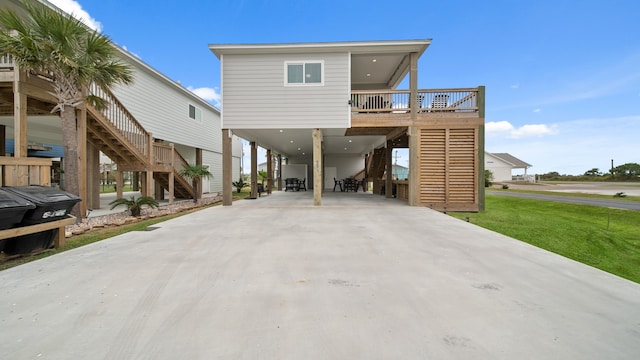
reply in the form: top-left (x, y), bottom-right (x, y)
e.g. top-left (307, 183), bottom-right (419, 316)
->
top-left (13, 66), bottom-right (27, 158)
top-left (222, 129), bottom-right (232, 206)
top-left (408, 126), bottom-right (418, 206)
top-left (410, 52), bottom-right (418, 120)
top-left (277, 155), bottom-right (283, 191)
top-left (169, 143), bottom-right (175, 204)
top-left (55, 224), bottom-right (66, 248)
top-left (266, 148), bottom-right (272, 194)
top-left (116, 170), bottom-right (123, 199)
top-left (133, 172), bottom-right (139, 191)
top-left (385, 141), bottom-right (393, 198)
top-left (250, 141), bottom-right (258, 199)
top-left (86, 142), bottom-right (100, 209)
top-left (146, 132), bottom-right (153, 198)
top-left (477, 85), bottom-right (486, 211)
top-left (313, 128), bottom-right (322, 206)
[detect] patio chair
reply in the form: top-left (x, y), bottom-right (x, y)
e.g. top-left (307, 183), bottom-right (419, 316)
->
top-left (364, 96), bottom-right (388, 111)
top-left (416, 94), bottom-right (425, 112)
top-left (297, 178), bottom-right (306, 191)
top-left (333, 178), bottom-right (342, 192)
top-left (285, 178), bottom-right (297, 192)
top-left (430, 94), bottom-right (449, 111)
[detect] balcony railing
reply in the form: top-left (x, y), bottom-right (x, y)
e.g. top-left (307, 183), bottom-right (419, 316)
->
top-left (351, 88), bottom-right (478, 114)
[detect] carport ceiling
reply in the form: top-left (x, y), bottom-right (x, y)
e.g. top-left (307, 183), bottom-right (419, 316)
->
top-left (232, 128), bottom-right (386, 158)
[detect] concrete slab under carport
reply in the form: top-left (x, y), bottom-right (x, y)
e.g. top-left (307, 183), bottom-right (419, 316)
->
top-left (1, 191), bottom-right (639, 359)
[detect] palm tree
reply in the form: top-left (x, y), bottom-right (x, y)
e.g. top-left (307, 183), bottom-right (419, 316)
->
top-left (0, 1), bottom-right (133, 218)
top-left (109, 196), bottom-right (159, 217)
top-left (180, 164), bottom-right (212, 203)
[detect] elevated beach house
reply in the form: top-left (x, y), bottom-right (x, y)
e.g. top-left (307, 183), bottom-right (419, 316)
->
top-left (0, 0), bottom-right (243, 219)
top-left (210, 40), bottom-right (485, 211)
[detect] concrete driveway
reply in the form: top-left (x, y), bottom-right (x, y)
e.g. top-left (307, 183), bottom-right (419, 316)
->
top-left (1, 191), bottom-right (639, 359)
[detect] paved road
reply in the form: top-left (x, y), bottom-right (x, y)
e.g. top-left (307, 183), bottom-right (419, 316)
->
top-left (487, 190), bottom-right (640, 211)
top-left (1, 191), bottom-right (639, 359)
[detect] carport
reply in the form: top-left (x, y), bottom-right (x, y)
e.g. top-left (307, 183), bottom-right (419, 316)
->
top-left (1, 192), bottom-right (639, 359)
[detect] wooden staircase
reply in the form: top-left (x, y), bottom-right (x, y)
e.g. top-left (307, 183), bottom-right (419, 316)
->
top-left (85, 83), bottom-right (195, 199)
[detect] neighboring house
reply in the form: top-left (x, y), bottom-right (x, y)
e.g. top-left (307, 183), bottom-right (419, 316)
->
top-left (210, 40), bottom-right (486, 211)
top-left (485, 152), bottom-right (532, 182)
top-left (392, 164), bottom-right (409, 181)
top-left (0, 0), bottom-right (242, 217)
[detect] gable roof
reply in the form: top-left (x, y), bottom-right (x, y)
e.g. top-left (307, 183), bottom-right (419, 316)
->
top-left (489, 153), bottom-right (532, 168)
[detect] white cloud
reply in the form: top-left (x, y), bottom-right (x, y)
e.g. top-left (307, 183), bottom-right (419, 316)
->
top-left (48, 0), bottom-right (102, 32)
top-left (510, 124), bottom-right (557, 138)
top-left (486, 120), bottom-right (514, 133)
top-left (510, 83), bottom-right (519, 89)
top-left (486, 115), bottom-right (639, 174)
top-left (187, 86), bottom-right (221, 106)
top-left (533, 108), bottom-right (541, 113)
top-left (486, 121), bottom-right (557, 139)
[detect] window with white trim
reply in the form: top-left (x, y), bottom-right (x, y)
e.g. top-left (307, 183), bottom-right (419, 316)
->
top-left (188, 104), bottom-right (202, 123)
top-left (285, 61), bottom-right (323, 85)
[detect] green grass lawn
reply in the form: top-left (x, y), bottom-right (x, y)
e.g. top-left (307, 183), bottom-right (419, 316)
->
top-left (450, 195), bottom-right (640, 284)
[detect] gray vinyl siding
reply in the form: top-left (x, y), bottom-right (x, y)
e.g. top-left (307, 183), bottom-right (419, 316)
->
top-left (221, 53), bottom-right (349, 129)
top-left (111, 58), bottom-right (221, 153)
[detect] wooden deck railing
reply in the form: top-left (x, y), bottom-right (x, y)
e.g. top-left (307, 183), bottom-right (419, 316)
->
top-left (152, 143), bottom-right (191, 186)
top-left (153, 142), bottom-right (173, 167)
top-left (351, 88), bottom-right (478, 113)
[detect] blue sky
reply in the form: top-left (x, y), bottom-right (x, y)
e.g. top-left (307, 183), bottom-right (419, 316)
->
top-left (51, 0), bottom-right (639, 175)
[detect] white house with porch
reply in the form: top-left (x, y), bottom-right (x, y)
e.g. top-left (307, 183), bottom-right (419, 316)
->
top-left (485, 152), bottom-right (532, 182)
top-left (211, 39), bottom-right (486, 211)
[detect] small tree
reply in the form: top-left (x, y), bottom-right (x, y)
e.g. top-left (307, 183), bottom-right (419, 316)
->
top-left (0, 1), bottom-right (133, 219)
top-left (232, 178), bottom-right (248, 193)
top-left (109, 196), bottom-right (159, 217)
top-left (180, 164), bottom-right (212, 203)
top-left (484, 169), bottom-right (494, 187)
top-left (584, 168), bottom-right (602, 177)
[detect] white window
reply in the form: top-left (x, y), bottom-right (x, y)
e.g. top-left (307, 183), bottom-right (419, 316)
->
top-left (188, 104), bottom-right (202, 123)
top-left (285, 61), bottom-right (323, 85)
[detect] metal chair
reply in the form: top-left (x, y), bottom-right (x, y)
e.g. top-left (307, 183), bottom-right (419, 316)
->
top-left (333, 178), bottom-right (342, 192)
top-left (297, 178), bottom-right (306, 191)
top-left (285, 178), bottom-right (297, 192)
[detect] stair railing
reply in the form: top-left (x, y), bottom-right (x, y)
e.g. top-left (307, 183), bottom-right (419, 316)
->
top-left (88, 82), bottom-right (150, 158)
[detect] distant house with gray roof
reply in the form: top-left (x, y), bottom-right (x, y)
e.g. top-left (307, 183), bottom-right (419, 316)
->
top-left (485, 152), bottom-right (532, 182)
